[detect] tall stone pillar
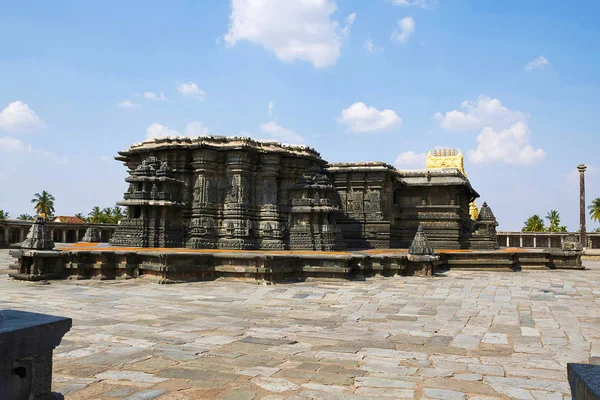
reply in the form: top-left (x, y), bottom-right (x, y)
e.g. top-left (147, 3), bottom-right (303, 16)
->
top-left (61, 230), bottom-right (67, 243)
top-left (577, 164), bottom-right (587, 247)
top-left (258, 154), bottom-right (284, 249)
top-left (187, 150), bottom-right (219, 249)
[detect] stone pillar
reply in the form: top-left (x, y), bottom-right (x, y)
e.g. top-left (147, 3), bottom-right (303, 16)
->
top-left (577, 164), bottom-right (587, 247)
top-left (258, 154), bottom-right (284, 249)
top-left (519, 235), bottom-right (523, 248)
top-left (548, 237), bottom-right (551, 248)
top-left (187, 150), bottom-right (219, 249)
top-left (61, 230), bottom-right (66, 243)
top-left (533, 236), bottom-right (537, 248)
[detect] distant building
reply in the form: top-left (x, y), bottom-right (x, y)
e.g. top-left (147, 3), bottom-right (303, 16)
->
top-left (50, 216), bottom-right (86, 224)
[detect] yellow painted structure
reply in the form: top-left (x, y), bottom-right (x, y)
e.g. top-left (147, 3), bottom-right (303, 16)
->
top-left (425, 148), bottom-right (479, 220)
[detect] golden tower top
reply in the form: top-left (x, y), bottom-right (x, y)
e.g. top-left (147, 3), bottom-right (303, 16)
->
top-left (425, 148), bottom-right (465, 176)
top-left (425, 148), bottom-right (478, 220)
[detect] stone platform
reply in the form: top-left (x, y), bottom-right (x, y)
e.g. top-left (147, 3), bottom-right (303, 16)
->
top-left (9, 244), bottom-right (583, 284)
top-left (0, 249), bottom-right (598, 400)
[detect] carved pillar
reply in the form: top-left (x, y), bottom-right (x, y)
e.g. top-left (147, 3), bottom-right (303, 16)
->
top-left (258, 154), bottom-right (284, 249)
top-left (577, 164), bottom-right (587, 247)
top-left (533, 236), bottom-right (537, 248)
top-left (18, 228), bottom-right (24, 242)
top-left (219, 151), bottom-right (256, 249)
top-left (519, 235), bottom-right (523, 248)
top-left (548, 236), bottom-right (551, 248)
top-left (187, 150), bottom-right (219, 248)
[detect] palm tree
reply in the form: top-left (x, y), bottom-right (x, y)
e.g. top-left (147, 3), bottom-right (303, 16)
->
top-left (111, 206), bottom-right (125, 224)
top-left (589, 198), bottom-right (600, 223)
top-left (523, 215), bottom-right (546, 232)
top-left (17, 214), bottom-right (34, 221)
top-left (74, 213), bottom-right (87, 222)
top-left (88, 206), bottom-right (103, 224)
top-left (545, 210), bottom-right (561, 232)
top-left (31, 191), bottom-right (55, 219)
top-left (0, 210), bottom-right (9, 220)
top-left (101, 207), bottom-right (113, 223)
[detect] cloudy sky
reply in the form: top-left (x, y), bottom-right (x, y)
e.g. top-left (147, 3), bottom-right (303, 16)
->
top-left (1, 0), bottom-right (599, 231)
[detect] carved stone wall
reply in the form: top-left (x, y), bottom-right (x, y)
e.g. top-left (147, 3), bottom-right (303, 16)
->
top-left (111, 136), bottom-right (498, 251)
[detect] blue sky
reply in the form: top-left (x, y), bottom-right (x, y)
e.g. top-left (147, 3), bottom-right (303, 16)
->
top-left (1, 0), bottom-right (599, 231)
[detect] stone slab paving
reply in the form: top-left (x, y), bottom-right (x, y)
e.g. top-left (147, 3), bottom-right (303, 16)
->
top-left (1, 249), bottom-right (599, 399)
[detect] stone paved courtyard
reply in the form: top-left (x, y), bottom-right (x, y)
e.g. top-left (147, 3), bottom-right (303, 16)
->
top-left (1, 249), bottom-right (599, 400)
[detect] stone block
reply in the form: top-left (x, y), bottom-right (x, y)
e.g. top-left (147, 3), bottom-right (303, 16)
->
top-left (0, 310), bottom-right (72, 400)
top-left (568, 363), bottom-right (600, 399)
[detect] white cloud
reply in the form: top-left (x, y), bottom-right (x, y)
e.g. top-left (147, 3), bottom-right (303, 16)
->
top-left (0, 136), bottom-right (66, 164)
top-left (0, 136), bottom-right (32, 152)
top-left (268, 101), bottom-right (275, 116)
top-left (336, 102), bottom-right (402, 133)
top-left (146, 123), bottom-right (180, 139)
top-left (176, 81), bottom-right (205, 99)
top-left (341, 13), bottom-right (356, 35)
top-left (392, 0), bottom-right (439, 10)
top-left (0, 101), bottom-right (44, 133)
top-left (223, 0), bottom-right (354, 69)
top-left (363, 39), bottom-right (383, 54)
top-left (467, 122), bottom-right (545, 165)
top-left (391, 17), bottom-right (415, 43)
top-left (260, 121), bottom-right (305, 144)
top-left (143, 91), bottom-right (167, 100)
top-left (146, 121), bottom-right (210, 139)
top-left (118, 99), bottom-right (141, 108)
top-left (525, 55), bottom-right (549, 71)
top-left (434, 96), bottom-right (527, 131)
top-left (184, 121), bottom-right (209, 136)
top-left (394, 151), bottom-right (427, 168)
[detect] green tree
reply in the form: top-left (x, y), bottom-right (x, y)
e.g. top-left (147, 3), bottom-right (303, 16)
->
top-left (17, 214), bottom-right (34, 221)
top-left (31, 190), bottom-right (55, 219)
top-left (0, 210), bottom-right (9, 220)
top-left (545, 210), bottom-right (562, 232)
top-left (88, 206), bottom-right (103, 223)
top-left (523, 215), bottom-right (546, 232)
top-left (74, 213), bottom-right (87, 222)
top-left (589, 198), bottom-right (600, 223)
top-left (110, 206), bottom-right (125, 224)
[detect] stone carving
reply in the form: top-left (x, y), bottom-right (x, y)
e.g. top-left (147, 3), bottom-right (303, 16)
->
top-left (469, 202), bottom-right (500, 250)
top-left (562, 234), bottom-right (583, 251)
top-left (21, 217), bottom-right (54, 250)
top-left (110, 136), bottom-right (498, 251)
top-left (409, 226), bottom-right (434, 255)
top-left (81, 227), bottom-right (100, 242)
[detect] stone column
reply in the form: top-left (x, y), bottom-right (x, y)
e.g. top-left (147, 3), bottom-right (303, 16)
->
top-left (61, 230), bottom-right (66, 243)
top-left (519, 235), bottom-right (523, 248)
top-left (18, 228), bottom-right (24, 242)
top-left (548, 237), bottom-right (551, 248)
top-left (258, 154), bottom-right (283, 249)
top-left (533, 236), bottom-right (537, 248)
top-left (577, 164), bottom-right (587, 247)
top-left (506, 236), bottom-right (510, 247)
top-left (187, 150), bottom-right (219, 248)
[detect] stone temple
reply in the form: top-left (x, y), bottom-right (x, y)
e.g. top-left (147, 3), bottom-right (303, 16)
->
top-left (109, 136), bottom-right (499, 251)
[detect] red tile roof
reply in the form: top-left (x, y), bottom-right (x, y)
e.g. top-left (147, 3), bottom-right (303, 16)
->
top-left (52, 216), bottom-right (86, 224)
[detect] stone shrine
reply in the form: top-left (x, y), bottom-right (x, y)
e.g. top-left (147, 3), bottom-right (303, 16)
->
top-left (109, 136), bottom-right (498, 251)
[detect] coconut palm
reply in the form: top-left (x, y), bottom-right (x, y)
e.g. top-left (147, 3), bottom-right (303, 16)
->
top-left (88, 206), bottom-right (103, 223)
top-left (31, 190), bottom-right (55, 219)
top-left (523, 215), bottom-right (546, 232)
top-left (74, 213), bottom-right (87, 222)
top-left (111, 206), bottom-right (125, 224)
top-left (545, 210), bottom-right (561, 232)
top-left (0, 210), bottom-right (9, 220)
top-left (17, 214), bottom-right (34, 221)
top-left (589, 198), bottom-right (600, 223)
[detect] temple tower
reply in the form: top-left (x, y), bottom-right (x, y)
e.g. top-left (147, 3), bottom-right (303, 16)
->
top-left (111, 157), bottom-right (185, 247)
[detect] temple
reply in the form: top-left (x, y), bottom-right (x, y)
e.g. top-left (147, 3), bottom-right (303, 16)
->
top-left (109, 136), bottom-right (499, 251)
